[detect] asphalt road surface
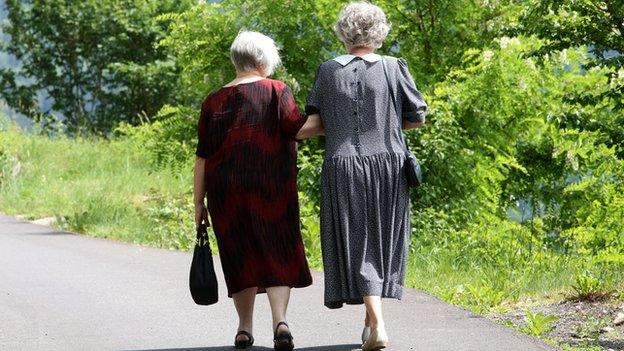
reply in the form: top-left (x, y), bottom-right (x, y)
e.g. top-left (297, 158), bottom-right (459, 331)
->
top-left (0, 215), bottom-right (556, 350)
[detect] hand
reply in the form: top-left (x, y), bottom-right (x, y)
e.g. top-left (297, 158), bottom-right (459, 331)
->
top-left (296, 114), bottom-right (324, 140)
top-left (195, 204), bottom-right (208, 227)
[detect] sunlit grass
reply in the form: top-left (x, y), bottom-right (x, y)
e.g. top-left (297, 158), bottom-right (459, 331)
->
top-left (0, 129), bottom-right (194, 249)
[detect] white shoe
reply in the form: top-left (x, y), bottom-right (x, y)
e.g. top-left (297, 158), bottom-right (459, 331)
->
top-left (361, 326), bottom-right (371, 343)
top-left (361, 326), bottom-right (388, 351)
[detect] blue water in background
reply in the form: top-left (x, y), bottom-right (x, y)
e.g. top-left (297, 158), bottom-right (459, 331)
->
top-left (0, 0), bottom-right (33, 129)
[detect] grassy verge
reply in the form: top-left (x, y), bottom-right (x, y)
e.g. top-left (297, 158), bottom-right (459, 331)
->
top-left (0, 128), bottom-right (196, 250)
top-left (1, 128), bottom-right (622, 350)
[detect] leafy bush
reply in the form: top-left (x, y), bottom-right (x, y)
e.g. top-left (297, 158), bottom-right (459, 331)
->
top-left (142, 193), bottom-right (197, 251)
top-left (116, 105), bottom-right (197, 171)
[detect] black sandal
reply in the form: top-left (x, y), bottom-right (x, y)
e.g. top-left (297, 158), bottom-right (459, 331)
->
top-left (273, 321), bottom-right (294, 351)
top-left (234, 330), bottom-right (254, 349)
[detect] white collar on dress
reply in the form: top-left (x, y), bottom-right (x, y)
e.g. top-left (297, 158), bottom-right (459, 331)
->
top-left (333, 53), bottom-right (382, 66)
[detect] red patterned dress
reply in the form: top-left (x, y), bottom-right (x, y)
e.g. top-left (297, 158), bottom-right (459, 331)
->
top-left (195, 79), bottom-right (313, 297)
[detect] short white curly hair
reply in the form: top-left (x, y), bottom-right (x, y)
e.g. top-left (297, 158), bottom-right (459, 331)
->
top-left (334, 2), bottom-right (391, 49)
top-left (230, 31), bottom-right (281, 76)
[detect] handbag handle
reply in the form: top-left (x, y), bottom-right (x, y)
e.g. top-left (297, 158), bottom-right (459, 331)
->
top-left (196, 223), bottom-right (211, 248)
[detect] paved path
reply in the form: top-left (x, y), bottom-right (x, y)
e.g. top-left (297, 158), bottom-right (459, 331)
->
top-left (0, 215), bottom-right (556, 350)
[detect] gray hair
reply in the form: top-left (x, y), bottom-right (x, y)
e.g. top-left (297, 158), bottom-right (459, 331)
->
top-left (334, 2), bottom-right (391, 49)
top-left (230, 31), bottom-right (281, 76)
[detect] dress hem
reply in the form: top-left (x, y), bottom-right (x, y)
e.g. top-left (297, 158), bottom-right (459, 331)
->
top-left (227, 279), bottom-right (313, 298)
top-left (324, 284), bottom-right (404, 309)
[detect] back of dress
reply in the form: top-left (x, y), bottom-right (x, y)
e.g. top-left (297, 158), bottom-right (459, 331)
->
top-left (305, 54), bottom-right (427, 309)
top-left (306, 55), bottom-right (427, 159)
top-left (194, 79), bottom-right (312, 297)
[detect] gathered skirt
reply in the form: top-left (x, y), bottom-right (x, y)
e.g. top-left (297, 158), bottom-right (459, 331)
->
top-left (320, 152), bottom-right (411, 309)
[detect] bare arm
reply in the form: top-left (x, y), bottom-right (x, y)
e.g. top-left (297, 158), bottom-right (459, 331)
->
top-left (403, 120), bottom-right (425, 130)
top-left (296, 114), bottom-right (325, 140)
top-left (193, 156), bottom-right (208, 227)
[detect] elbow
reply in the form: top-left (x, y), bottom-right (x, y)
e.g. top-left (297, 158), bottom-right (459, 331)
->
top-left (403, 121), bottom-right (424, 130)
top-left (403, 112), bottom-right (426, 130)
top-left (414, 121), bottom-right (425, 129)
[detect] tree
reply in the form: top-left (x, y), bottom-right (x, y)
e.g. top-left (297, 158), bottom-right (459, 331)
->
top-left (378, 0), bottom-right (516, 87)
top-left (158, 0), bottom-right (342, 107)
top-left (515, 0), bottom-right (624, 155)
top-left (0, 0), bottom-right (193, 134)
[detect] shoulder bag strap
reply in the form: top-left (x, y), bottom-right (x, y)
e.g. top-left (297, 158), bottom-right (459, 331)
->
top-left (381, 56), bottom-right (409, 151)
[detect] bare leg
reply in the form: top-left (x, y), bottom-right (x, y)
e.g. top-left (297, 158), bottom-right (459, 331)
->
top-left (266, 286), bottom-right (291, 333)
top-left (363, 295), bottom-right (384, 329)
top-left (233, 287), bottom-right (258, 342)
top-left (362, 295), bottom-right (389, 350)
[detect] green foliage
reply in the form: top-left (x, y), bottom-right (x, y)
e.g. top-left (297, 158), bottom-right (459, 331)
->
top-left (157, 0), bottom-right (341, 106)
top-left (141, 194), bottom-right (197, 251)
top-left (379, 0), bottom-right (518, 86)
top-left (299, 194), bottom-right (323, 269)
top-left (403, 37), bottom-right (623, 314)
top-left (0, 128), bottom-right (194, 249)
top-left (0, 142), bottom-right (19, 189)
top-left (0, 0), bottom-right (193, 134)
top-left (0, 117), bottom-right (20, 189)
top-left (438, 282), bottom-right (506, 314)
top-left (522, 310), bottom-right (558, 337)
top-left (573, 315), bottom-right (612, 344)
top-left (116, 104), bottom-right (197, 171)
top-left (409, 36), bottom-right (624, 259)
top-left (561, 345), bottom-right (603, 351)
top-left (515, 0), bottom-right (624, 158)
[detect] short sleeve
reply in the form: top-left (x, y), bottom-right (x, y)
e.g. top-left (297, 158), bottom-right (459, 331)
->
top-left (398, 58), bottom-right (427, 123)
top-left (195, 103), bottom-right (209, 158)
top-left (279, 85), bottom-right (308, 140)
top-left (305, 65), bottom-right (322, 115)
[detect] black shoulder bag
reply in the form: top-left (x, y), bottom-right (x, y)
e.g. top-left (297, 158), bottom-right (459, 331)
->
top-left (381, 56), bottom-right (423, 188)
top-left (189, 223), bottom-right (219, 305)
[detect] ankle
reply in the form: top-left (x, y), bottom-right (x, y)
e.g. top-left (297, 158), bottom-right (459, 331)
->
top-left (238, 323), bottom-right (253, 333)
top-left (274, 320), bottom-right (290, 333)
top-left (370, 321), bottom-right (385, 330)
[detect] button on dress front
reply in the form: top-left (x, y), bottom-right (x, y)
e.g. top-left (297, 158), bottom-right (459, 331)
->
top-left (306, 55), bottom-right (427, 309)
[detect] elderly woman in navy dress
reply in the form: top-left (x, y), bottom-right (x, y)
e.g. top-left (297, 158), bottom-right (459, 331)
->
top-left (305, 2), bottom-right (427, 350)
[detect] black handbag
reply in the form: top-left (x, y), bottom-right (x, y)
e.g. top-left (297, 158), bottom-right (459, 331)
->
top-left (381, 56), bottom-right (423, 188)
top-left (189, 223), bottom-right (219, 305)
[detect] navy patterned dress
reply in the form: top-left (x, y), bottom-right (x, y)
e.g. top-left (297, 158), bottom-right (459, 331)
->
top-left (306, 54), bottom-right (427, 309)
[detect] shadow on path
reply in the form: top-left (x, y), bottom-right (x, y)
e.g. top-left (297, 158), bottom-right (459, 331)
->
top-left (20, 231), bottom-right (72, 236)
top-left (125, 344), bottom-right (361, 351)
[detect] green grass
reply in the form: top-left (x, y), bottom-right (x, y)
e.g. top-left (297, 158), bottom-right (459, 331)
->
top-left (0, 128), bottom-right (196, 250)
top-left (408, 248), bottom-right (570, 311)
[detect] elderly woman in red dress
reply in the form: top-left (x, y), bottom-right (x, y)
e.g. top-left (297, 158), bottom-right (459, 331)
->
top-left (193, 31), bottom-right (323, 350)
